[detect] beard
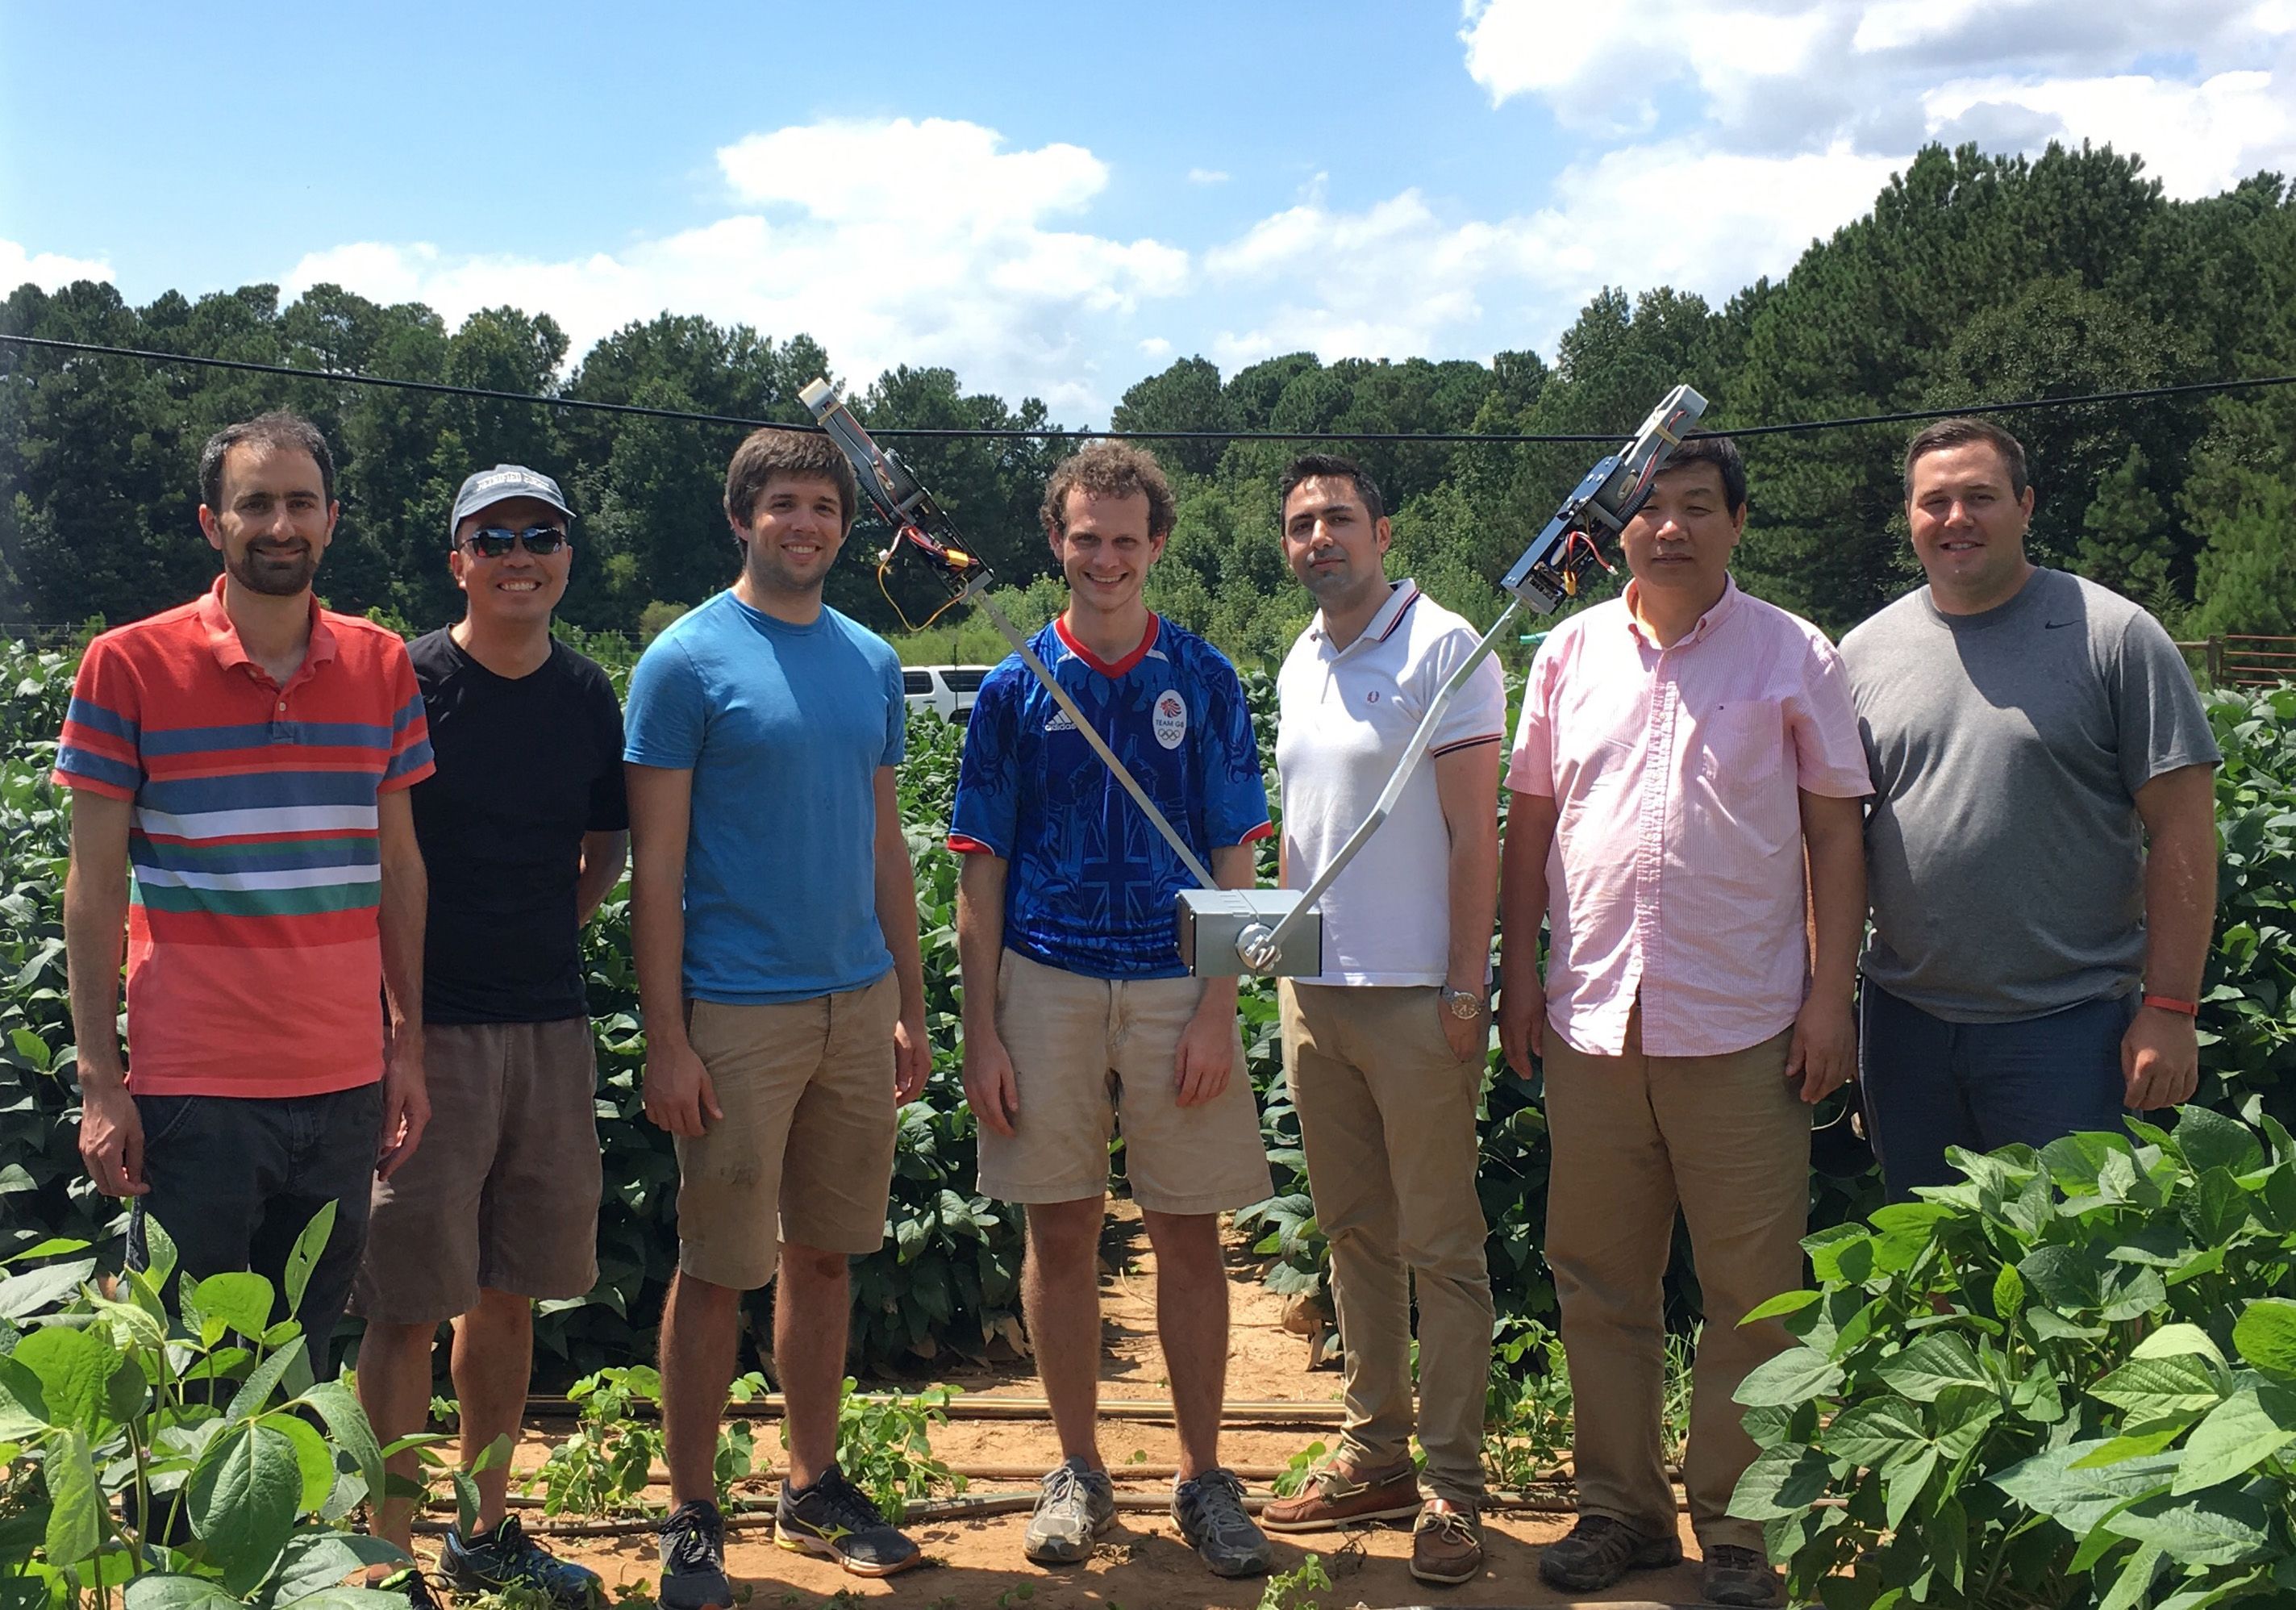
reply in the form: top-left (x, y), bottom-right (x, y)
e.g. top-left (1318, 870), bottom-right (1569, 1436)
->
top-left (228, 541), bottom-right (319, 597)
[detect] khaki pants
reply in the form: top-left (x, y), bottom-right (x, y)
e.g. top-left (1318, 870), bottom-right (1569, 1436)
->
top-left (1541, 1011), bottom-right (1807, 1550)
top-left (1281, 981), bottom-right (1494, 1506)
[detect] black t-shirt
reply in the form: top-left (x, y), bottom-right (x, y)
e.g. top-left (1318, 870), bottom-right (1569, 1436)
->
top-left (407, 629), bottom-right (629, 1024)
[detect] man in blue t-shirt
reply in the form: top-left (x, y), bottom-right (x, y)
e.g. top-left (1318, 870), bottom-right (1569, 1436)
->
top-left (951, 443), bottom-right (1276, 1579)
top-left (623, 429), bottom-right (931, 1596)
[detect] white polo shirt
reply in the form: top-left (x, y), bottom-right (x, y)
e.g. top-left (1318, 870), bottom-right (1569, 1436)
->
top-left (1275, 579), bottom-right (1506, 986)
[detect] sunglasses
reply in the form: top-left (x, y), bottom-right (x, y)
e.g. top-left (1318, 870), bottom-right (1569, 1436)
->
top-left (461, 525), bottom-right (569, 557)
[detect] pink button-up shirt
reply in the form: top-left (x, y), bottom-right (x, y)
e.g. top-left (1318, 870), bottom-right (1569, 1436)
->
top-left (1506, 578), bottom-right (1871, 1058)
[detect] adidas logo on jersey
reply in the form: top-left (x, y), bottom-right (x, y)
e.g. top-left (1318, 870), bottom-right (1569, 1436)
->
top-left (1045, 709), bottom-right (1077, 732)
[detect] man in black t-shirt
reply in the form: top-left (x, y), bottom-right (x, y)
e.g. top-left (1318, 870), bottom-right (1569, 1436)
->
top-left (352, 465), bottom-right (627, 1608)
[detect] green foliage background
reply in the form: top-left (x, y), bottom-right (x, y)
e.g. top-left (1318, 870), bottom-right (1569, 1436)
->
top-left (5, 144), bottom-right (2296, 653)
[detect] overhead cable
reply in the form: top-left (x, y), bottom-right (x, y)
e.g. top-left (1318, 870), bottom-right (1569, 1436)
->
top-left (2, 331), bottom-right (2293, 445)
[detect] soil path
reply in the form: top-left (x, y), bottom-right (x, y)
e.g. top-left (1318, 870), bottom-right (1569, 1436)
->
top-left (466, 1204), bottom-right (1712, 1609)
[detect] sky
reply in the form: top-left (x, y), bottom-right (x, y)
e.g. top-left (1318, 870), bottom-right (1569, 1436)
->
top-left (3, 1), bottom-right (2293, 422)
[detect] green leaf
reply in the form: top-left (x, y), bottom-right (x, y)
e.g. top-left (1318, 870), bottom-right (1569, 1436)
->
top-left (0, 1353), bottom-right (49, 1441)
top-left (2172, 1105), bottom-right (2265, 1177)
top-left (13, 1324), bottom-right (120, 1434)
top-left (1991, 1263), bottom-right (2025, 1322)
top-left (2133, 1323), bottom-right (2228, 1367)
top-left (1875, 1334), bottom-right (1986, 1403)
top-left (2232, 1297), bottom-right (2296, 1379)
top-left (1823, 1397), bottom-right (1928, 1468)
top-left (2090, 1353), bottom-right (2225, 1420)
top-left (141, 1217), bottom-right (178, 1294)
top-left (227, 1338), bottom-right (307, 1424)
top-left (40, 1426), bottom-right (101, 1570)
top-left (123, 1577), bottom-right (242, 1610)
top-left (1740, 1289), bottom-right (1819, 1324)
top-left (0, 1259), bottom-right (98, 1320)
top-left (2027, 1307), bottom-right (2107, 1342)
top-left (260, 1532), bottom-right (408, 1610)
top-left (2095, 1541), bottom-right (2165, 1610)
top-left (191, 1272), bottom-right (275, 1341)
top-left (296, 1380), bottom-right (384, 1516)
top-left (1727, 1442), bottom-right (1831, 1520)
top-left (1732, 1346), bottom-right (1843, 1408)
top-left (1993, 1441), bottom-right (2180, 1533)
top-left (1884, 1445), bottom-right (1937, 1531)
top-left (2072, 1428), bottom-right (2186, 1467)
top-left (2020, 1244), bottom-right (2102, 1312)
top-left (257, 1412), bottom-right (337, 1514)
top-left (2109, 1488), bottom-right (2274, 1566)
top-left (1931, 1383), bottom-right (2002, 1462)
top-left (281, 1203), bottom-right (336, 1322)
top-left (189, 1422), bottom-right (303, 1594)
top-left (2169, 1385), bottom-right (2296, 1494)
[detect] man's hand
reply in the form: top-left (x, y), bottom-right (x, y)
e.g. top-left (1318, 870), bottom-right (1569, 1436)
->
top-left (377, 1039), bottom-right (430, 1179)
top-left (894, 1008), bottom-right (931, 1105)
top-left (1786, 995), bottom-right (1855, 1104)
top-left (1498, 972), bottom-right (1546, 1081)
top-left (1174, 997), bottom-right (1236, 1107)
top-left (2123, 1006), bottom-right (2200, 1112)
top-left (961, 1024), bottom-right (1021, 1137)
top-left (644, 1035), bottom-right (721, 1138)
top-left (78, 1082), bottom-right (148, 1197)
top-left (1439, 992), bottom-right (1486, 1066)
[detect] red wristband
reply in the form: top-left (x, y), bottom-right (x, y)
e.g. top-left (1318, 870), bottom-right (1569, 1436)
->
top-left (2140, 993), bottom-right (2199, 1016)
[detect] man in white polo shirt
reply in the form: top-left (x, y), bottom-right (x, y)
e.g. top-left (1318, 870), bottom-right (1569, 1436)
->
top-left (1259, 454), bottom-right (1505, 1588)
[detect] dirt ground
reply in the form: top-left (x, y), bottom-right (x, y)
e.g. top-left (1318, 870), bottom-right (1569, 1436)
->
top-left (444, 1205), bottom-right (1715, 1610)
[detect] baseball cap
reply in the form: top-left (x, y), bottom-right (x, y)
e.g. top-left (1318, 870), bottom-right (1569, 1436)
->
top-left (449, 464), bottom-right (573, 540)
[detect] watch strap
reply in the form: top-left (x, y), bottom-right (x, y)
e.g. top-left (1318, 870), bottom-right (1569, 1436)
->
top-left (2140, 993), bottom-right (2199, 1017)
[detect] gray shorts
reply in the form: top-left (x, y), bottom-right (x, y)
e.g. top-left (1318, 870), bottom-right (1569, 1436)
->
top-left (351, 1018), bottom-right (603, 1325)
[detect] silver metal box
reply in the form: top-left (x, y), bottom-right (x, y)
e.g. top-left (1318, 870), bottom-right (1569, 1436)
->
top-left (1175, 888), bottom-right (1322, 978)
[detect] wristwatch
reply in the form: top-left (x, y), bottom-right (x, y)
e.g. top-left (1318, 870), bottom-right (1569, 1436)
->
top-left (1439, 985), bottom-right (1486, 1021)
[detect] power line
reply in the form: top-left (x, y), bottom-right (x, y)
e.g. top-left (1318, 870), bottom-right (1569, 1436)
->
top-left (2, 330), bottom-right (2293, 445)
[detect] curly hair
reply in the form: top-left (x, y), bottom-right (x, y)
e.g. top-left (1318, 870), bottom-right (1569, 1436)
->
top-left (1040, 442), bottom-right (1177, 540)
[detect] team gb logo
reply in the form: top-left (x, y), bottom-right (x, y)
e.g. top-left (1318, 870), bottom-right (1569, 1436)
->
top-left (1152, 690), bottom-right (1189, 749)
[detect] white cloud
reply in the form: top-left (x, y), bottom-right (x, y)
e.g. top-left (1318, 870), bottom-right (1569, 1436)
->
top-left (284, 118), bottom-right (1186, 419)
top-left (1186, 168), bottom-right (1231, 185)
top-left (1923, 68), bottom-right (2296, 197)
top-left (1138, 336), bottom-right (1173, 358)
top-left (0, 238), bottom-right (115, 290)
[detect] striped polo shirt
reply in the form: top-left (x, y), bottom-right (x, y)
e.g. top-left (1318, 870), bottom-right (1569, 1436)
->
top-left (54, 578), bottom-right (435, 1097)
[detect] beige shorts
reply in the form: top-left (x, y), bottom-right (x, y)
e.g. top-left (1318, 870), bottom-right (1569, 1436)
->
top-left (674, 972), bottom-right (898, 1291)
top-left (352, 1017), bottom-right (603, 1326)
top-left (980, 949), bottom-right (1272, 1215)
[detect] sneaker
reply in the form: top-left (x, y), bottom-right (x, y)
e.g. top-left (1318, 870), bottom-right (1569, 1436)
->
top-left (656, 1498), bottom-right (733, 1610)
top-left (370, 1565), bottom-right (442, 1610)
top-left (443, 1516), bottom-right (603, 1609)
top-left (1536, 1513), bottom-right (1683, 1592)
top-left (1703, 1543), bottom-right (1784, 1607)
top-left (1261, 1457), bottom-right (1419, 1533)
top-left (1023, 1457), bottom-right (1118, 1565)
top-left (1171, 1468), bottom-right (1273, 1579)
top-left (775, 1463), bottom-right (924, 1578)
top-left (1410, 1500), bottom-right (1484, 1587)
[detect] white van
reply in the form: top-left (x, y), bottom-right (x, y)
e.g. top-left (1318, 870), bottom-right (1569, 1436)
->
top-left (902, 665), bottom-right (994, 723)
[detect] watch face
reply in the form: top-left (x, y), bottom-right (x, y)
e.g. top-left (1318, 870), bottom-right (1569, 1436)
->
top-left (1447, 994), bottom-right (1481, 1020)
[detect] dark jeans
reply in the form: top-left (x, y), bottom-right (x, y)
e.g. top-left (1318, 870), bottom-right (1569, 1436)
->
top-left (127, 1081), bottom-right (385, 1372)
top-left (1859, 982), bottom-right (2136, 1202)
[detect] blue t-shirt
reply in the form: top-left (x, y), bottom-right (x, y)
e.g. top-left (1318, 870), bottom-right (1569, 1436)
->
top-left (950, 614), bottom-right (1270, 980)
top-left (623, 591), bottom-right (906, 1003)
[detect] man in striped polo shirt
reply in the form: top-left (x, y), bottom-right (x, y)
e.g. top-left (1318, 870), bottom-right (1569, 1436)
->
top-left (59, 411), bottom-right (435, 1367)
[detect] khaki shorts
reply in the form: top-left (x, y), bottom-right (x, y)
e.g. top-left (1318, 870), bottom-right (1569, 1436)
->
top-left (980, 949), bottom-right (1272, 1215)
top-left (353, 1018), bottom-right (602, 1326)
top-left (674, 972), bottom-right (899, 1291)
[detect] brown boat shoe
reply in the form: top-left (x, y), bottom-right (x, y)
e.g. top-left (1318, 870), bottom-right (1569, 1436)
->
top-left (1259, 1456), bottom-right (1421, 1533)
top-left (1409, 1499), bottom-right (1485, 1586)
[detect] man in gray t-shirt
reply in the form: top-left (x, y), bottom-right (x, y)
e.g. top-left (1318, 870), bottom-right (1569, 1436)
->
top-left (1840, 418), bottom-right (2219, 1199)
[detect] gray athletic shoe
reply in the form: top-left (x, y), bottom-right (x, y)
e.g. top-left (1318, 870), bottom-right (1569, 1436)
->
top-left (1023, 1457), bottom-right (1118, 1565)
top-left (1172, 1467), bottom-right (1273, 1579)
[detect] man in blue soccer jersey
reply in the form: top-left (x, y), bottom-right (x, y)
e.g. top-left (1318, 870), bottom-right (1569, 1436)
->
top-left (951, 443), bottom-right (1276, 1579)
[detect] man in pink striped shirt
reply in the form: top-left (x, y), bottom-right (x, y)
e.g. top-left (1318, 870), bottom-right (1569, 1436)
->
top-left (1496, 435), bottom-right (1869, 1608)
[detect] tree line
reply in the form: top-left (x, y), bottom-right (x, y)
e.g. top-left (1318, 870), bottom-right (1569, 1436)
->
top-left (4, 141), bottom-right (2294, 665)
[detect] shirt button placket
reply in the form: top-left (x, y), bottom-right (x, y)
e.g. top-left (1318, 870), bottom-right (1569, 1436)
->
top-left (1635, 659), bottom-right (1674, 1043)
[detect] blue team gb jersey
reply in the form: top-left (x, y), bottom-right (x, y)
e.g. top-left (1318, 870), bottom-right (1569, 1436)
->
top-left (949, 615), bottom-right (1271, 979)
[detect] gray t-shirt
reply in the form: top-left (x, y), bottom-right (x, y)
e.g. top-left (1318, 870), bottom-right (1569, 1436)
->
top-left (1840, 568), bottom-right (2219, 1022)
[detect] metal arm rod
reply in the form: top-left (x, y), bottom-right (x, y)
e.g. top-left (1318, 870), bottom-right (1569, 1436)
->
top-left (1242, 598), bottom-right (1522, 970)
top-left (967, 590), bottom-right (1223, 892)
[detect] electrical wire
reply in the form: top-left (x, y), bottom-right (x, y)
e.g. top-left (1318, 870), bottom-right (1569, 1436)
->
top-left (4, 331), bottom-right (2294, 444)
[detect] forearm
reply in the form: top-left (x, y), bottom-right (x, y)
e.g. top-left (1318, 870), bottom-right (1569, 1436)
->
top-left (64, 863), bottom-right (129, 1090)
top-left (2143, 818), bottom-right (2218, 999)
top-left (575, 832), bottom-right (628, 925)
top-left (1444, 820), bottom-right (1498, 989)
top-left (1803, 819), bottom-right (1865, 1002)
top-left (875, 848), bottom-right (927, 1017)
top-left (954, 863), bottom-right (1006, 1038)
top-left (377, 853), bottom-right (427, 1045)
top-left (630, 858), bottom-right (689, 1053)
